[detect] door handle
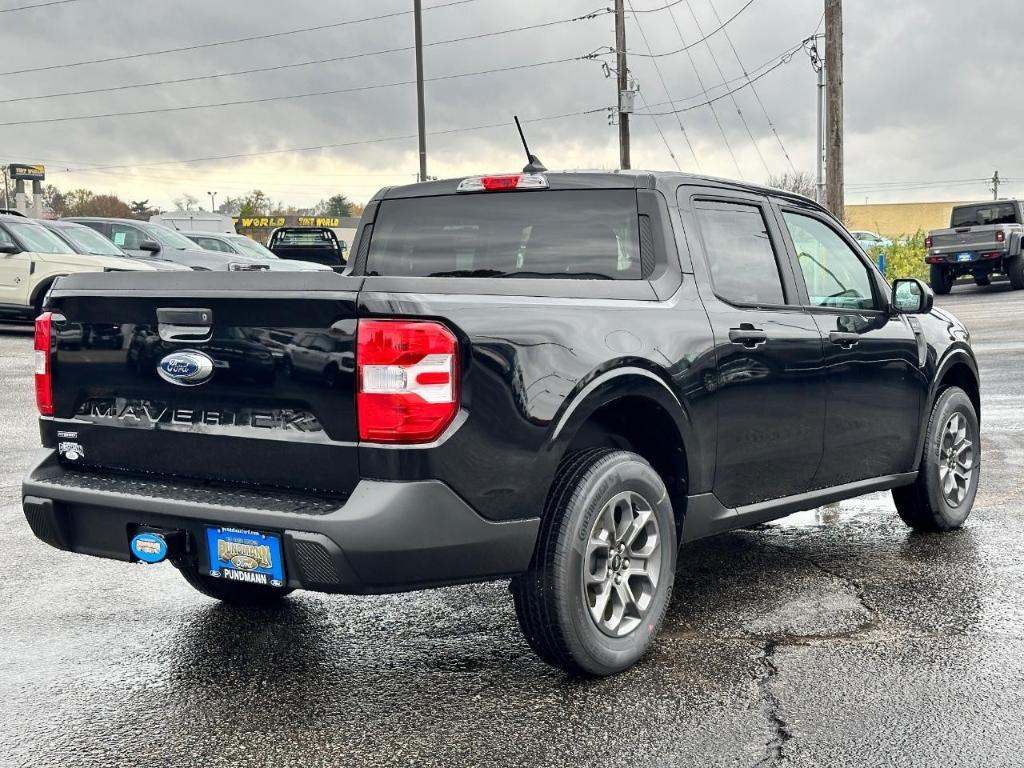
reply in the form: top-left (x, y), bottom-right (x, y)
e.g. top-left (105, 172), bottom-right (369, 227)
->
top-left (157, 307), bottom-right (213, 343)
top-left (728, 326), bottom-right (768, 348)
top-left (829, 331), bottom-right (860, 348)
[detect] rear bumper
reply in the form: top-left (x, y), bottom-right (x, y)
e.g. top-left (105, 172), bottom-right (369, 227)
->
top-left (21, 450), bottom-right (539, 594)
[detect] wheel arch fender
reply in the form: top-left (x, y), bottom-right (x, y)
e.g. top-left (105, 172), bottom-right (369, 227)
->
top-left (546, 365), bottom-right (701, 500)
top-left (30, 273), bottom-right (70, 313)
top-left (914, 347), bottom-right (980, 465)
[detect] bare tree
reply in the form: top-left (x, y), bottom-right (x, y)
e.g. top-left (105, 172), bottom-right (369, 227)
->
top-left (767, 171), bottom-right (817, 200)
top-left (172, 193), bottom-right (201, 212)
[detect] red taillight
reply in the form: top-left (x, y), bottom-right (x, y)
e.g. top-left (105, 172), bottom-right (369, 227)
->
top-left (482, 175), bottom-right (521, 191)
top-left (925, 236), bottom-right (933, 249)
top-left (996, 230), bottom-right (1005, 243)
top-left (34, 312), bottom-right (54, 416)
top-left (456, 173), bottom-right (549, 193)
top-left (356, 319), bottom-right (459, 443)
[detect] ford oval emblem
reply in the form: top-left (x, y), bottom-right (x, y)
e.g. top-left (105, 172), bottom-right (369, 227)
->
top-left (157, 349), bottom-right (214, 386)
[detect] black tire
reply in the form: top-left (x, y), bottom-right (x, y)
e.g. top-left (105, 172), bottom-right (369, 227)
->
top-left (34, 282), bottom-right (54, 318)
top-left (511, 449), bottom-right (676, 676)
top-left (930, 264), bottom-right (953, 295)
top-left (177, 564), bottom-right (293, 607)
top-left (892, 386), bottom-right (980, 532)
top-left (973, 273), bottom-right (991, 287)
top-left (1007, 255), bottom-right (1024, 290)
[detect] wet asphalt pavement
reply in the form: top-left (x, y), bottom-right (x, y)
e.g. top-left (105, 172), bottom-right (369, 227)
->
top-left (1, 283), bottom-right (1023, 768)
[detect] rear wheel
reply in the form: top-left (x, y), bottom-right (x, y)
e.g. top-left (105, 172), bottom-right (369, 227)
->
top-left (892, 386), bottom-right (979, 532)
top-left (1007, 255), bottom-right (1024, 290)
top-left (177, 564), bottom-right (293, 607)
top-left (930, 264), bottom-right (954, 295)
top-left (511, 449), bottom-right (676, 676)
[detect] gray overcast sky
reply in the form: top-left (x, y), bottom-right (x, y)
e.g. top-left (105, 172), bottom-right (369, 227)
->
top-left (0, 0), bottom-right (1019, 208)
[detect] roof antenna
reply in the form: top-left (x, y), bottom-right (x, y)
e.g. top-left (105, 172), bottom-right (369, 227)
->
top-left (515, 116), bottom-right (547, 173)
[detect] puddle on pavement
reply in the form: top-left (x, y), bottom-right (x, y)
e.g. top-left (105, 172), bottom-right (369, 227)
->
top-left (768, 492), bottom-right (895, 529)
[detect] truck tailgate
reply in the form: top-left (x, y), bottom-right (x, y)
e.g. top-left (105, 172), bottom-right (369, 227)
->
top-left (930, 226), bottom-right (1007, 254)
top-left (43, 272), bottom-right (363, 497)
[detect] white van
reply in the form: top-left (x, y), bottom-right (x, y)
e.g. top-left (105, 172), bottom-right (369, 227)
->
top-left (150, 212), bottom-right (235, 234)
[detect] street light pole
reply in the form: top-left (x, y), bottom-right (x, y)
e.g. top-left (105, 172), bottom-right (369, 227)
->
top-left (207, 191), bottom-right (217, 211)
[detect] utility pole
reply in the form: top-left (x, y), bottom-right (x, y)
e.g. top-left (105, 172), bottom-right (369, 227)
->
top-left (807, 35), bottom-right (825, 205)
top-left (614, 0), bottom-right (631, 170)
top-left (991, 171), bottom-right (1001, 200)
top-left (824, 0), bottom-right (844, 220)
top-left (0, 167), bottom-right (8, 209)
top-left (414, 0), bottom-right (428, 182)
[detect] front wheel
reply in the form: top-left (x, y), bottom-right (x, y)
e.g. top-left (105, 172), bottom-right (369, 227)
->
top-left (512, 449), bottom-right (676, 676)
top-left (892, 386), bottom-right (980, 532)
top-left (930, 264), bottom-right (954, 295)
top-left (177, 564), bottom-right (293, 607)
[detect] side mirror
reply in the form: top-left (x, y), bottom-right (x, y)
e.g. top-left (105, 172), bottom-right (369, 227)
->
top-left (892, 278), bottom-right (934, 315)
top-left (139, 240), bottom-right (161, 253)
top-left (0, 243), bottom-right (19, 254)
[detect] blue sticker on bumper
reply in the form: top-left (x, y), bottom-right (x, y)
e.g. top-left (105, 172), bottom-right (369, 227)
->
top-left (206, 527), bottom-right (285, 587)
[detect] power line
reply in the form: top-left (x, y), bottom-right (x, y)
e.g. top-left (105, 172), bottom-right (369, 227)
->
top-left (0, 57), bottom-right (594, 128)
top-left (625, 0), bottom-right (700, 170)
top-left (636, 91), bottom-right (682, 171)
top-left (707, 0), bottom-right (796, 174)
top-left (635, 40), bottom-right (804, 116)
top-left (645, 0), bottom-right (741, 177)
top-left (629, 0), bottom-right (687, 12)
top-left (0, 0), bottom-right (86, 12)
top-left (0, 0), bottom-right (482, 78)
top-left (0, 9), bottom-right (610, 105)
top-left (642, 38), bottom-right (805, 109)
top-left (617, 0), bottom-right (756, 57)
top-left (24, 107), bottom-right (611, 173)
top-left (677, 0), bottom-right (770, 177)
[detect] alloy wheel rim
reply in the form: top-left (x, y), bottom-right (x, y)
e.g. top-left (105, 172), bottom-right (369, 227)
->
top-left (938, 411), bottom-right (975, 508)
top-left (582, 490), bottom-right (662, 638)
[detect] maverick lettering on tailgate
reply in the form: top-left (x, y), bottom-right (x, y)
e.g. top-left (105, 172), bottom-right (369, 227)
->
top-left (75, 398), bottom-right (324, 436)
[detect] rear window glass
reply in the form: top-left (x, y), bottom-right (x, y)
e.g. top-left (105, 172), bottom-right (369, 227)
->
top-left (366, 190), bottom-right (641, 279)
top-left (951, 203), bottom-right (1019, 227)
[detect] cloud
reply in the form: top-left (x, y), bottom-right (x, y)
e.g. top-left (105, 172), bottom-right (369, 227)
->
top-left (0, 0), bottom-right (1015, 207)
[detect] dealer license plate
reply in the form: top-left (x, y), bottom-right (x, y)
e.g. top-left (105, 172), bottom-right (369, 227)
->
top-left (206, 526), bottom-right (286, 587)
top-left (956, 252), bottom-right (975, 262)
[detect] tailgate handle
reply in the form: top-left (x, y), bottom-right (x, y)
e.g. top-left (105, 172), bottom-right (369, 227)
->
top-left (157, 307), bottom-right (213, 343)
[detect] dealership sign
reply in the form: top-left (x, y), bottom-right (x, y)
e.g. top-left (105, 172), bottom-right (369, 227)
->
top-left (8, 164), bottom-right (45, 181)
top-left (234, 215), bottom-right (343, 229)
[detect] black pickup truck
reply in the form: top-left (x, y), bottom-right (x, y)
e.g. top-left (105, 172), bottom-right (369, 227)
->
top-left (268, 226), bottom-right (346, 270)
top-left (22, 171), bottom-right (981, 676)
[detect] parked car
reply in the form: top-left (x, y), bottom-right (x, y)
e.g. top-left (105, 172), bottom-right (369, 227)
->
top-left (925, 200), bottom-right (1024, 293)
top-left (184, 232), bottom-right (332, 272)
top-left (0, 213), bottom-right (154, 319)
top-left (150, 212), bottom-right (235, 234)
top-left (23, 171), bottom-right (980, 676)
top-left (41, 220), bottom-right (191, 272)
top-left (850, 230), bottom-right (892, 251)
top-left (267, 226), bottom-right (346, 270)
top-left (64, 217), bottom-right (271, 272)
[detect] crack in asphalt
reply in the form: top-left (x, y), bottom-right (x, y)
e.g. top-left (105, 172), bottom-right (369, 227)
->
top-left (753, 640), bottom-right (794, 768)
top-left (757, 537), bottom-right (882, 635)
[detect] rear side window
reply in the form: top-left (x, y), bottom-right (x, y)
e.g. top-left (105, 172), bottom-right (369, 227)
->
top-left (693, 202), bottom-right (786, 306)
top-left (366, 190), bottom-right (641, 279)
